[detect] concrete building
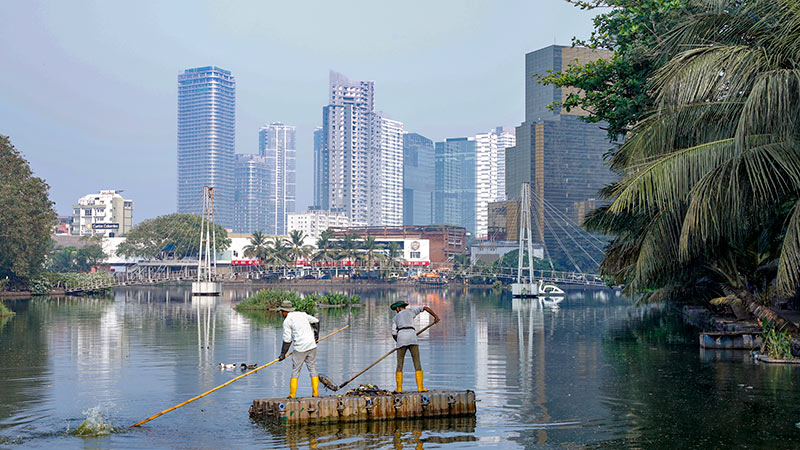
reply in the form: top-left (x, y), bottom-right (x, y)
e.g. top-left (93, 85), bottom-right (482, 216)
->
top-left (403, 133), bottom-right (435, 226)
top-left (435, 137), bottom-right (477, 235)
top-left (495, 126), bottom-right (516, 202)
top-left (259, 122), bottom-right (296, 235)
top-left (322, 70), bottom-right (375, 225)
top-left (368, 115), bottom-right (404, 226)
top-left (505, 45), bottom-right (615, 268)
top-left (287, 208), bottom-right (350, 241)
top-left (471, 240), bottom-right (544, 265)
top-left (330, 225), bottom-right (467, 267)
top-left (234, 154), bottom-right (270, 234)
top-left (313, 126), bottom-right (326, 209)
top-left (177, 66), bottom-right (235, 228)
top-left (72, 190), bottom-right (133, 237)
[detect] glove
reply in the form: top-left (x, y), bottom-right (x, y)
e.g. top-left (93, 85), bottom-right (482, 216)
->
top-left (312, 322), bottom-right (320, 342)
top-left (278, 341), bottom-right (291, 361)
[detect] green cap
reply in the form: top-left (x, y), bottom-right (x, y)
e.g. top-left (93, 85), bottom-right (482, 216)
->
top-left (390, 301), bottom-right (409, 311)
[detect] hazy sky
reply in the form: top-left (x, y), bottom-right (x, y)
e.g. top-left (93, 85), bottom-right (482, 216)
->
top-left (0, 0), bottom-right (599, 221)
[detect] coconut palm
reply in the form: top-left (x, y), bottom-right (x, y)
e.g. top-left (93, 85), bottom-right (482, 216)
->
top-left (265, 237), bottom-right (289, 275)
top-left (384, 242), bottom-right (405, 269)
top-left (287, 230), bottom-right (313, 276)
top-left (361, 236), bottom-right (384, 271)
top-left (586, 0), bottom-right (800, 330)
top-left (313, 229), bottom-right (337, 276)
top-left (338, 233), bottom-right (361, 272)
top-left (243, 231), bottom-right (269, 261)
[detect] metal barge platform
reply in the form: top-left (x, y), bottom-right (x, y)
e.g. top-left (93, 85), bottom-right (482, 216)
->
top-left (249, 390), bottom-right (476, 425)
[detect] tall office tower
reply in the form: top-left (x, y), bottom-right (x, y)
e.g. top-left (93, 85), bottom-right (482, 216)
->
top-left (259, 122), bottom-right (296, 235)
top-left (367, 115), bottom-right (404, 226)
top-left (322, 70), bottom-right (375, 225)
top-left (505, 45), bottom-right (615, 269)
top-left (403, 133), bottom-right (435, 226)
top-left (434, 137), bottom-right (477, 235)
top-left (312, 126), bottom-right (327, 209)
top-left (495, 126), bottom-right (516, 202)
top-left (177, 66), bottom-right (235, 228)
top-left (234, 154), bottom-right (270, 234)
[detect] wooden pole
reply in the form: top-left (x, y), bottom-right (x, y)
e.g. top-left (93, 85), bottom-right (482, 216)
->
top-left (129, 324), bottom-right (349, 428)
top-left (335, 321), bottom-right (436, 391)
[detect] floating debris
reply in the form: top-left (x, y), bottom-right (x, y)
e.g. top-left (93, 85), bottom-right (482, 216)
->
top-left (344, 384), bottom-right (393, 397)
top-left (70, 406), bottom-right (117, 436)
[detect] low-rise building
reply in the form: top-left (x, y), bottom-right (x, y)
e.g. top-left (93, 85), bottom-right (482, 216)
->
top-left (329, 225), bottom-right (466, 267)
top-left (287, 208), bottom-right (350, 241)
top-left (72, 190), bottom-right (133, 237)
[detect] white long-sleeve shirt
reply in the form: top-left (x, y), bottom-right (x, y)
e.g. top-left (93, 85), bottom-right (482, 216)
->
top-left (282, 311), bottom-right (320, 353)
top-left (392, 305), bottom-right (425, 348)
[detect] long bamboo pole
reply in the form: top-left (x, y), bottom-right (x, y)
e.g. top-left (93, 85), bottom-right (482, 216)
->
top-left (129, 324), bottom-right (350, 428)
top-left (334, 321), bottom-right (437, 391)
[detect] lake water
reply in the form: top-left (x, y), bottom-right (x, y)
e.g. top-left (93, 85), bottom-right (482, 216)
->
top-left (1, 285), bottom-right (799, 449)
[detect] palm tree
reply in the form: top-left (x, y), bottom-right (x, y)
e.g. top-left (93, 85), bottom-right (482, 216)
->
top-left (313, 229), bottom-right (337, 276)
top-left (585, 0), bottom-right (800, 331)
top-left (287, 230), bottom-right (313, 276)
top-left (338, 233), bottom-right (361, 273)
top-left (265, 237), bottom-right (289, 275)
top-left (384, 242), bottom-right (406, 276)
top-left (361, 236), bottom-right (384, 272)
top-left (243, 231), bottom-right (269, 260)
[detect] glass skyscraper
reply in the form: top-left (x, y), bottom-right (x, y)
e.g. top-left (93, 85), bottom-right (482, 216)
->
top-left (312, 126), bottom-right (327, 210)
top-left (234, 154), bottom-right (269, 234)
top-left (259, 122), bottom-right (296, 235)
top-left (505, 45), bottom-right (615, 270)
top-left (177, 66), bottom-right (235, 228)
top-left (403, 133), bottom-right (434, 226)
top-left (435, 137), bottom-right (477, 234)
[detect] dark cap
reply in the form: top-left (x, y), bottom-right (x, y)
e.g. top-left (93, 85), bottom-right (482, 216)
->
top-left (390, 301), bottom-right (409, 311)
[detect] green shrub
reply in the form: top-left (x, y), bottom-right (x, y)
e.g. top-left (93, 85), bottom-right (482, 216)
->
top-left (320, 293), bottom-right (360, 305)
top-left (234, 289), bottom-right (315, 314)
top-left (0, 302), bottom-right (14, 317)
top-left (29, 275), bottom-right (52, 295)
top-left (44, 272), bottom-right (114, 290)
top-left (0, 278), bottom-right (8, 292)
top-left (759, 318), bottom-right (793, 360)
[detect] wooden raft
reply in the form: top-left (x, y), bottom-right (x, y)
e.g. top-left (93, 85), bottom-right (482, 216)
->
top-left (249, 390), bottom-right (476, 425)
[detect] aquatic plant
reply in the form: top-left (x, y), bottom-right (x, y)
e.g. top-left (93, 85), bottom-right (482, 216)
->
top-left (0, 302), bottom-right (13, 318)
top-left (759, 318), bottom-right (793, 360)
top-left (319, 293), bottom-right (360, 305)
top-left (234, 289), bottom-right (314, 314)
top-left (70, 406), bottom-right (117, 437)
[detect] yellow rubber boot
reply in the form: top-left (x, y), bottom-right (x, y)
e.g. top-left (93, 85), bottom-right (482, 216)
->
top-left (288, 377), bottom-right (298, 398)
top-left (311, 376), bottom-right (319, 397)
top-left (415, 370), bottom-right (428, 392)
top-left (395, 372), bottom-right (403, 393)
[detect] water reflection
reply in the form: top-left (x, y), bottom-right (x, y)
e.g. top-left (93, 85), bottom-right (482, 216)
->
top-left (1, 286), bottom-right (799, 449)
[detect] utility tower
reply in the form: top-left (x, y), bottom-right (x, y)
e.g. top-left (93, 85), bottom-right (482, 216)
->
top-left (192, 186), bottom-right (221, 296)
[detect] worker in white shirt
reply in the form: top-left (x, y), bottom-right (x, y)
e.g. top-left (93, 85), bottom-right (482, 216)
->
top-left (391, 301), bottom-right (440, 393)
top-left (278, 300), bottom-right (321, 398)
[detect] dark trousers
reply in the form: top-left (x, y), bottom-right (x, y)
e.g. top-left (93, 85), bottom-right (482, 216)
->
top-left (396, 344), bottom-right (422, 371)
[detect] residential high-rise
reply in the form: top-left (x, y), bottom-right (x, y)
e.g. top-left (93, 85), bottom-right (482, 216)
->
top-left (435, 137), bottom-right (477, 234)
top-left (259, 122), bottom-right (296, 235)
top-left (403, 133), bottom-right (435, 226)
top-left (72, 190), bottom-right (133, 237)
top-left (368, 114), bottom-right (404, 226)
top-left (495, 126), bottom-right (516, 202)
top-left (505, 45), bottom-right (615, 269)
top-left (234, 154), bottom-right (269, 234)
top-left (322, 70), bottom-right (375, 225)
top-left (312, 126), bottom-right (327, 209)
top-left (177, 66), bottom-right (235, 228)
top-left (287, 208), bottom-right (350, 241)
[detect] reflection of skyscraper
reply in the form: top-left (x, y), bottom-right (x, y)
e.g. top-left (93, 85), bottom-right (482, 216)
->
top-left (505, 46), bottom-right (614, 268)
top-left (435, 137), bottom-right (476, 234)
top-left (177, 66), bottom-right (235, 228)
top-left (259, 122), bottom-right (296, 235)
top-left (403, 133), bottom-right (435, 225)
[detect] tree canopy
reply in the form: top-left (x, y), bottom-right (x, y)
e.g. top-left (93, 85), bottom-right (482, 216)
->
top-left (0, 136), bottom-right (57, 289)
top-left (116, 213), bottom-right (230, 259)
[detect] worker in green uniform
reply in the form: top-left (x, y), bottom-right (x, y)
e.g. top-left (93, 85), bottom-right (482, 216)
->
top-left (391, 301), bottom-right (440, 392)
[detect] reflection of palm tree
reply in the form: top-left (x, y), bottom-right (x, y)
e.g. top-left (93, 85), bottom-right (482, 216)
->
top-left (288, 230), bottom-right (313, 276)
top-left (243, 231), bottom-right (269, 261)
